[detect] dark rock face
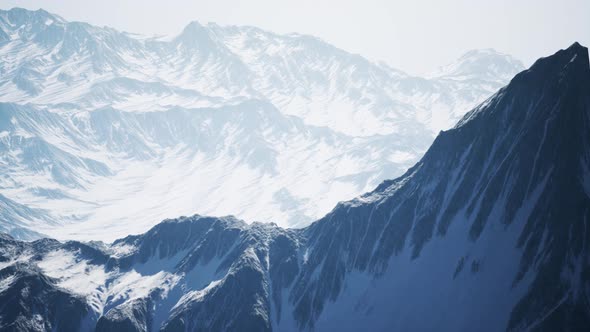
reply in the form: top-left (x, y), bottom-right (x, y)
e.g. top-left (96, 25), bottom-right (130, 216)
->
top-left (162, 252), bottom-right (271, 332)
top-left (0, 264), bottom-right (94, 332)
top-left (0, 43), bottom-right (588, 331)
top-left (504, 43), bottom-right (590, 332)
top-left (286, 43), bottom-right (590, 330)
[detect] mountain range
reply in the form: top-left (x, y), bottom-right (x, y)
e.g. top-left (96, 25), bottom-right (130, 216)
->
top-left (0, 8), bottom-right (525, 240)
top-left (0, 36), bottom-right (588, 331)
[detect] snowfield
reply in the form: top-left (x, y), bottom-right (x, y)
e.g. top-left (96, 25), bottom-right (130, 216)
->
top-left (0, 8), bottom-right (523, 240)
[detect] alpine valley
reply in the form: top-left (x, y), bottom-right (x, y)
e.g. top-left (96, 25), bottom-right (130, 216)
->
top-left (0, 8), bottom-right (525, 240)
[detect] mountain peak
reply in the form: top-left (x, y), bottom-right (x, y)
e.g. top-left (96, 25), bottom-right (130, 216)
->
top-left (429, 48), bottom-right (524, 82)
top-left (175, 20), bottom-right (217, 48)
top-left (519, 41), bottom-right (589, 82)
top-left (179, 20), bottom-right (208, 38)
top-left (554, 41), bottom-right (588, 67)
top-left (1, 7), bottom-right (62, 23)
top-left (568, 41), bottom-right (586, 52)
top-left (183, 20), bottom-right (206, 31)
top-left (461, 48), bottom-right (505, 57)
top-left (564, 41), bottom-right (589, 68)
top-left (455, 42), bottom-right (589, 130)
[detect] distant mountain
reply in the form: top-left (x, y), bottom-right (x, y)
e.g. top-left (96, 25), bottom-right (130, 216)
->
top-left (0, 8), bottom-right (523, 134)
top-left (0, 43), bottom-right (587, 331)
top-left (429, 48), bottom-right (525, 82)
top-left (0, 8), bottom-right (524, 239)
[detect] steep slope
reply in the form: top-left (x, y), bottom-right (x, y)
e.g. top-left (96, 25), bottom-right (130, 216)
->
top-left (0, 194), bottom-right (49, 240)
top-left (0, 8), bottom-right (523, 237)
top-left (426, 48), bottom-right (526, 130)
top-left (292, 41), bottom-right (590, 331)
top-left (0, 43), bottom-right (587, 331)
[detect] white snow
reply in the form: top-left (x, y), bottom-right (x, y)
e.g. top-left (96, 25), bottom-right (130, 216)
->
top-left (0, 275), bottom-right (16, 292)
top-left (173, 279), bottom-right (222, 309)
top-left (38, 249), bottom-right (108, 296)
top-left (0, 8), bottom-right (523, 241)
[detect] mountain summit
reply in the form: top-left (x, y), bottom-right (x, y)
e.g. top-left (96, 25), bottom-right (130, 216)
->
top-left (430, 48), bottom-right (525, 82)
top-left (0, 43), bottom-right (588, 331)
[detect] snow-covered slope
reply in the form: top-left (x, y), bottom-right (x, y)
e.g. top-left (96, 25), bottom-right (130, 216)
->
top-left (0, 8), bottom-right (524, 239)
top-left (0, 43), bottom-right (587, 331)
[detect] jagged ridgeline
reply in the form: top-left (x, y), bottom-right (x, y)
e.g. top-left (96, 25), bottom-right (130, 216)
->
top-left (0, 8), bottom-right (524, 239)
top-left (0, 35), bottom-right (588, 332)
top-left (0, 11), bottom-right (590, 331)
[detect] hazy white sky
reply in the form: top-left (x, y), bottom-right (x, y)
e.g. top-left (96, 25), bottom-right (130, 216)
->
top-left (2, 0), bottom-right (589, 75)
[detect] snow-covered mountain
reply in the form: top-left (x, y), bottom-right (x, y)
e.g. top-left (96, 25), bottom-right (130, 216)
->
top-left (0, 42), bottom-right (587, 331)
top-left (0, 8), bottom-right (524, 240)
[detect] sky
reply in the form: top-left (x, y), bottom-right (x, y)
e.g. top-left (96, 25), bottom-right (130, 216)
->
top-left (1, 0), bottom-right (589, 75)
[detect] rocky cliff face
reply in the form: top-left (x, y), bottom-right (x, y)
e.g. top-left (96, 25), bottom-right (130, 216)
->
top-left (0, 43), bottom-right (587, 331)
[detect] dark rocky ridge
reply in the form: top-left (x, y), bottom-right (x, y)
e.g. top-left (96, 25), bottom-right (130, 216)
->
top-left (0, 43), bottom-right (588, 331)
